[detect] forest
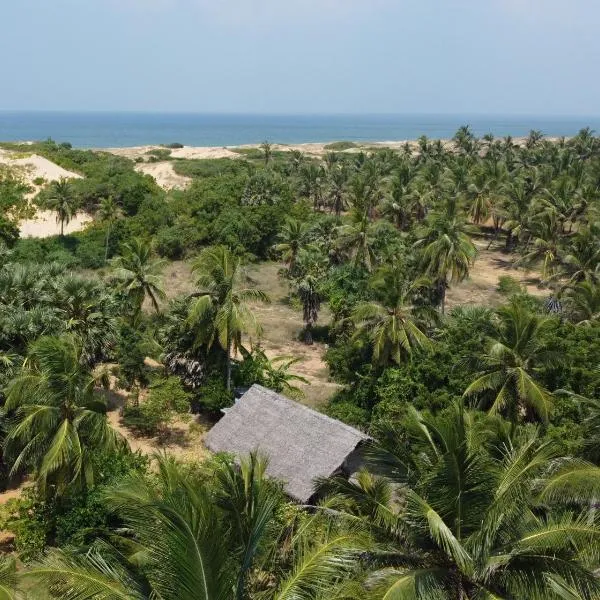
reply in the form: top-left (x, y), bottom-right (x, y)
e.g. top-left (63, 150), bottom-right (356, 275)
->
top-left (0, 128), bottom-right (600, 598)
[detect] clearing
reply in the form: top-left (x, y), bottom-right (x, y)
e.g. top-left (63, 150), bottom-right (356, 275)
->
top-left (160, 260), bottom-right (339, 408)
top-left (446, 240), bottom-right (546, 309)
top-left (158, 248), bottom-right (546, 407)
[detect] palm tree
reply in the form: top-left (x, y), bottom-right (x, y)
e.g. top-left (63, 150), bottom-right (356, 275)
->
top-left (336, 209), bottom-right (377, 272)
top-left (261, 140), bottom-right (272, 166)
top-left (463, 301), bottom-right (557, 426)
top-left (188, 246), bottom-right (269, 390)
top-left (318, 403), bottom-right (600, 599)
top-left (26, 453), bottom-right (360, 600)
top-left (292, 247), bottom-right (327, 345)
top-left (556, 224), bottom-right (600, 285)
top-left (273, 218), bottom-right (308, 275)
top-left (4, 335), bottom-right (125, 495)
top-left (98, 196), bottom-right (122, 262)
top-left (111, 238), bottom-right (166, 315)
top-left (351, 265), bottom-right (433, 366)
top-left (563, 279), bottom-right (600, 325)
top-left (327, 164), bottom-right (348, 217)
top-left (47, 178), bottom-right (78, 236)
top-left (414, 210), bottom-right (477, 314)
top-left (54, 274), bottom-right (118, 365)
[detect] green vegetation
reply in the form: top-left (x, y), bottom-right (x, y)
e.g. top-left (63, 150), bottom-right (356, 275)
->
top-left (324, 140), bottom-right (358, 150)
top-left (1, 127), bottom-right (600, 597)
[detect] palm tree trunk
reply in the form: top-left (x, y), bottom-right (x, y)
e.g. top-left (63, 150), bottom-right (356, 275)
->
top-left (304, 321), bottom-right (314, 345)
top-left (60, 219), bottom-right (64, 237)
top-left (439, 279), bottom-right (447, 315)
top-left (226, 336), bottom-right (232, 391)
top-left (105, 225), bottom-right (111, 262)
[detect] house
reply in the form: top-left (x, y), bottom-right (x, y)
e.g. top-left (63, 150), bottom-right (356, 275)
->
top-left (204, 384), bottom-right (370, 503)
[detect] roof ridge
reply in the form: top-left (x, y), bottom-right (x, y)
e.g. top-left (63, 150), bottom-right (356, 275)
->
top-left (249, 384), bottom-right (370, 439)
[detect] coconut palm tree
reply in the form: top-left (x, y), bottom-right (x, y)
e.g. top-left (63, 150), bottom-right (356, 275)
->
top-left (351, 265), bottom-right (433, 366)
top-left (463, 301), bottom-right (558, 426)
top-left (4, 335), bottom-right (125, 495)
top-left (111, 238), bottom-right (166, 315)
top-left (563, 279), bottom-right (600, 325)
top-left (25, 453), bottom-right (360, 600)
top-left (98, 196), bottom-right (122, 262)
top-left (273, 218), bottom-right (309, 275)
top-left (318, 403), bottom-right (600, 600)
top-left (414, 209), bottom-right (477, 314)
top-left (188, 246), bottom-right (269, 390)
top-left (327, 164), bottom-right (349, 217)
top-left (336, 210), bottom-right (377, 272)
top-left (47, 178), bottom-right (78, 236)
top-left (292, 247), bottom-right (327, 345)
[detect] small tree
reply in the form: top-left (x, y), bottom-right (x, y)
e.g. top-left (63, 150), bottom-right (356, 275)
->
top-left (292, 248), bottom-right (328, 345)
top-left (47, 178), bottom-right (78, 237)
top-left (260, 140), bottom-right (272, 166)
top-left (98, 196), bottom-right (122, 262)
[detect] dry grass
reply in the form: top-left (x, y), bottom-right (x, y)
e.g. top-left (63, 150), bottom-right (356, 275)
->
top-left (103, 384), bottom-right (211, 463)
top-left (157, 260), bottom-right (339, 408)
top-left (446, 240), bottom-right (546, 309)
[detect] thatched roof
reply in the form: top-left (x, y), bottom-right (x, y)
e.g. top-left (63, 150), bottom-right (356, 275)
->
top-left (204, 384), bottom-right (369, 502)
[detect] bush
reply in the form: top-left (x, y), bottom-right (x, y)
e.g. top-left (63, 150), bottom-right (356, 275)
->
top-left (196, 374), bottom-right (233, 413)
top-left (146, 148), bottom-right (172, 161)
top-left (324, 141), bottom-right (357, 151)
top-left (324, 400), bottom-right (370, 428)
top-left (497, 275), bottom-right (523, 295)
top-left (164, 142), bottom-right (184, 149)
top-left (123, 376), bottom-right (190, 436)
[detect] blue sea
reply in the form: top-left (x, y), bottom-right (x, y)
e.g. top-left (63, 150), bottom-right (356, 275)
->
top-left (1, 112), bottom-right (600, 149)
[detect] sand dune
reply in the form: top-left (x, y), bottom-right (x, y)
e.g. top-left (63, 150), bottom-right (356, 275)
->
top-left (0, 150), bottom-right (82, 185)
top-left (0, 149), bottom-right (90, 238)
top-left (135, 161), bottom-right (191, 190)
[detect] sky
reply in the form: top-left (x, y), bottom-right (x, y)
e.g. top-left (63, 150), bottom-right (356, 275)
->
top-left (0, 0), bottom-right (598, 115)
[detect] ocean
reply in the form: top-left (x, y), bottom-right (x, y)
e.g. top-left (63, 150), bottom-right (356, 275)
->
top-left (1, 112), bottom-right (599, 149)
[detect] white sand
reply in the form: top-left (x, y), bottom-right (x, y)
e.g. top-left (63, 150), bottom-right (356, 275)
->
top-left (19, 211), bottom-right (93, 238)
top-left (0, 150), bottom-right (82, 185)
top-left (135, 161), bottom-right (191, 190)
top-left (0, 150), bottom-right (90, 238)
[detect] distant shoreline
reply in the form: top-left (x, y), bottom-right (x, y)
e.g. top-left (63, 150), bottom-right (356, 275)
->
top-left (0, 113), bottom-right (596, 149)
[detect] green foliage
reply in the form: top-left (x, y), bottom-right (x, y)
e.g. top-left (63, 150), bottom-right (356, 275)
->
top-left (323, 141), bottom-right (357, 150)
top-left (10, 449), bottom-right (148, 558)
top-left (497, 274), bottom-right (524, 295)
top-left (196, 373), bottom-right (234, 412)
top-left (145, 148), bottom-right (172, 161)
top-left (122, 376), bottom-right (190, 436)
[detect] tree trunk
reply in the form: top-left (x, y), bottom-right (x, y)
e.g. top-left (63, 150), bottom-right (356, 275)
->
top-left (60, 219), bottom-right (64, 237)
top-left (439, 279), bottom-right (447, 315)
top-left (105, 225), bottom-right (111, 262)
top-left (226, 337), bottom-right (232, 391)
top-left (304, 321), bottom-right (314, 345)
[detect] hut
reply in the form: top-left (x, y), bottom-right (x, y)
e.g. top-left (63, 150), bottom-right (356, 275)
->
top-left (204, 384), bottom-right (370, 503)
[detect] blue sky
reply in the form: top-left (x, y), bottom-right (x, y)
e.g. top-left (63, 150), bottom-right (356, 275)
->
top-left (1, 0), bottom-right (597, 114)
